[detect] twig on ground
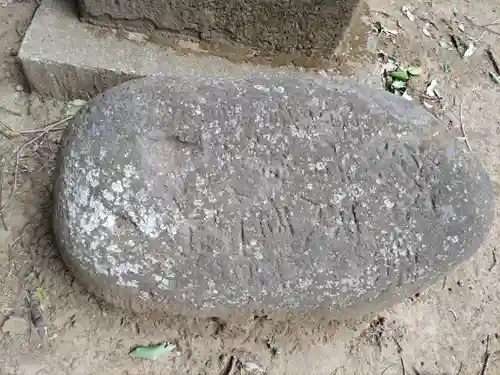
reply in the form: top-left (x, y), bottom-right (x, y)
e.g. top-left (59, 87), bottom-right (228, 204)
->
top-left (487, 48), bottom-right (500, 75)
top-left (370, 10), bottom-right (398, 20)
top-left (0, 106), bottom-right (21, 117)
top-left (0, 116), bottom-right (73, 215)
top-left (459, 88), bottom-right (477, 152)
top-left (467, 20), bottom-right (500, 35)
top-left (0, 120), bottom-right (13, 139)
top-left (418, 16), bottom-right (440, 32)
top-left (0, 159), bottom-right (7, 231)
top-left (442, 16), bottom-right (500, 38)
top-left (380, 364), bottom-right (395, 375)
top-left (478, 20), bottom-right (500, 27)
top-left (400, 357), bottom-right (406, 375)
top-left (448, 309), bottom-right (458, 321)
top-left (4, 245), bottom-right (14, 281)
top-left (456, 362), bottom-right (463, 375)
top-left (481, 335), bottom-right (491, 375)
top-left (393, 337), bottom-right (403, 353)
top-left (472, 30), bottom-right (488, 43)
top-left (0, 116), bottom-right (71, 139)
top-left (222, 356), bottom-right (237, 375)
top-left (442, 276), bottom-right (447, 290)
top-left (461, 17), bottom-right (500, 37)
top-left (489, 248), bottom-right (497, 272)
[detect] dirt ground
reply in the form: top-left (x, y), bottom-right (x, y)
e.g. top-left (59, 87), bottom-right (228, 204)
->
top-left (2, 0), bottom-right (500, 374)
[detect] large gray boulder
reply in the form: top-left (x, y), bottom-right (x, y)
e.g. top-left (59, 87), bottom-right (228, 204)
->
top-left (53, 76), bottom-right (494, 317)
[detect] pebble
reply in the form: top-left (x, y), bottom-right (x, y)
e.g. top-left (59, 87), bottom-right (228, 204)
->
top-left (243, 361), bottom-right (265, 374)
top-left (14, 92), bottom-right (28, 106)
top-left (1, 315), bottom-right (29, 335)
top-left (15, 84), bottom-right (23, 92)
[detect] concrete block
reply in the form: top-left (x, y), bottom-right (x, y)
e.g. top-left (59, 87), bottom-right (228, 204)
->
top-left (19, 0), bottom-right (376, 100)
top-left (76, 0), bottom-right (362, 59)
top-left (19, 0), bottom-right (307, 100)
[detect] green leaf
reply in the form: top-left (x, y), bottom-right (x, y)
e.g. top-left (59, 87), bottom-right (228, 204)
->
top-left (390, 71), bottom-right (409, 81)
top-left (129, 342), bottom-right (176, 361)
top-left (391, 80), bottom-right (406, 90)
top-left (35, 287), bottom-right (48, 305)
top-left (443, 62), bottom-right (451, 73)
top-left (406, 66), bottom-right (423, 76)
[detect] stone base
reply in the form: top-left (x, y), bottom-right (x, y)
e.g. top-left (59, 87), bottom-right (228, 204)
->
top-left (76, 0), bottom-right (362, 59)
top-left (19, 0), bottom-right (374, 100)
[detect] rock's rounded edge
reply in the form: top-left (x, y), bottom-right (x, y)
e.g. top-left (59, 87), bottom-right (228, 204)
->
top-left (52, 75), bottom-right (495, 319)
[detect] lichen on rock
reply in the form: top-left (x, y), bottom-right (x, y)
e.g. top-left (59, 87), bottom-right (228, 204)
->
top-left (53, 75), bottom-right (494, 317)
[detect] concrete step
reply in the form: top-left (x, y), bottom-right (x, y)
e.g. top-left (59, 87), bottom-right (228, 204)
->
top-left (19, 0), bottom-right (378, 100)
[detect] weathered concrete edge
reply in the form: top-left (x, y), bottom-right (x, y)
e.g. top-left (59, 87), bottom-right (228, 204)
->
top-left (20, 57), bottom-right (142, 101)
top-left (18, 0), bottom-right (303, 100)
top-left (19, 0), bottom-right (378, 101)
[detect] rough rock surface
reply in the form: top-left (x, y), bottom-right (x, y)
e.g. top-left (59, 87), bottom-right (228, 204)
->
top-left (75, 0), bottom-right (361, 58)
top-left (53, 76), bottom-right (494, 317)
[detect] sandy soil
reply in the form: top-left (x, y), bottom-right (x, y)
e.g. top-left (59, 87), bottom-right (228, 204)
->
top-left (2, 0), bottom-right (500, 374)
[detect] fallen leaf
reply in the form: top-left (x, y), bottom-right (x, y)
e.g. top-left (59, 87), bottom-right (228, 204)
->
top-left (390, 71), bottom-right (409, 80)
top-left (244, 361), bottom-right (265, 374)
top-left (458, 23), bottom-right (465, 32)
top-left (439, 40), bottom-right (450, 48)
top-left (378, 52), bottom-right (398, 74)
top-left (443, 62), bottom-right (451, 72)
top-left (425, 79), bottom-right (439, 97)
top-left (422, 28), bottom-right (431, 37)
top-left (401, 5), bottom-right (415, 21)
top-left (383, 28), bottom-right (399, 36)
top-left (129, 342), bottom-right (177, 361)
top-left (64, 99), bottom-right (88, 117)
top-left (35, 287), bottom-right (48, 306)
top-left (453, 7), bottom-right (459, 16)
top-left (407, 66), bottom-right (423, 76)
top-left (463, 42), bottom-right (475, 58)
top-left (489, 72), bottom-right (500, 84)
top-left (433, 89), bottom-right (443, 100)
top-left (391, 80), bottom-right (406, 90)
top-left (451, 34), bottom-right (467, 56)
top-left (68, 99), bottom-right (87, 107)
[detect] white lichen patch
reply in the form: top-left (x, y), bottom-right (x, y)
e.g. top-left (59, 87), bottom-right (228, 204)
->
top-left (111, 181), bottom-right (124, 193)
top-left (153, 274), bottom-right (170, 290)
top-left (102, 190), bottom-right (114, 201)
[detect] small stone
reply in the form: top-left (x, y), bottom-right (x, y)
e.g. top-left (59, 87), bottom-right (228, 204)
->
top-left (243, 361), bottom-right (265, 374)
top-left (2, 315), bottom-right (29, 335)
top-left (15, 84), bottom-right (24, 92)
top-left (14, 92), bottom-right (28, 106)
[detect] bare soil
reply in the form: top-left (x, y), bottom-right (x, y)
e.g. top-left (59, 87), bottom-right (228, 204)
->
top-left (2, 0), bottom-right (500, 374)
